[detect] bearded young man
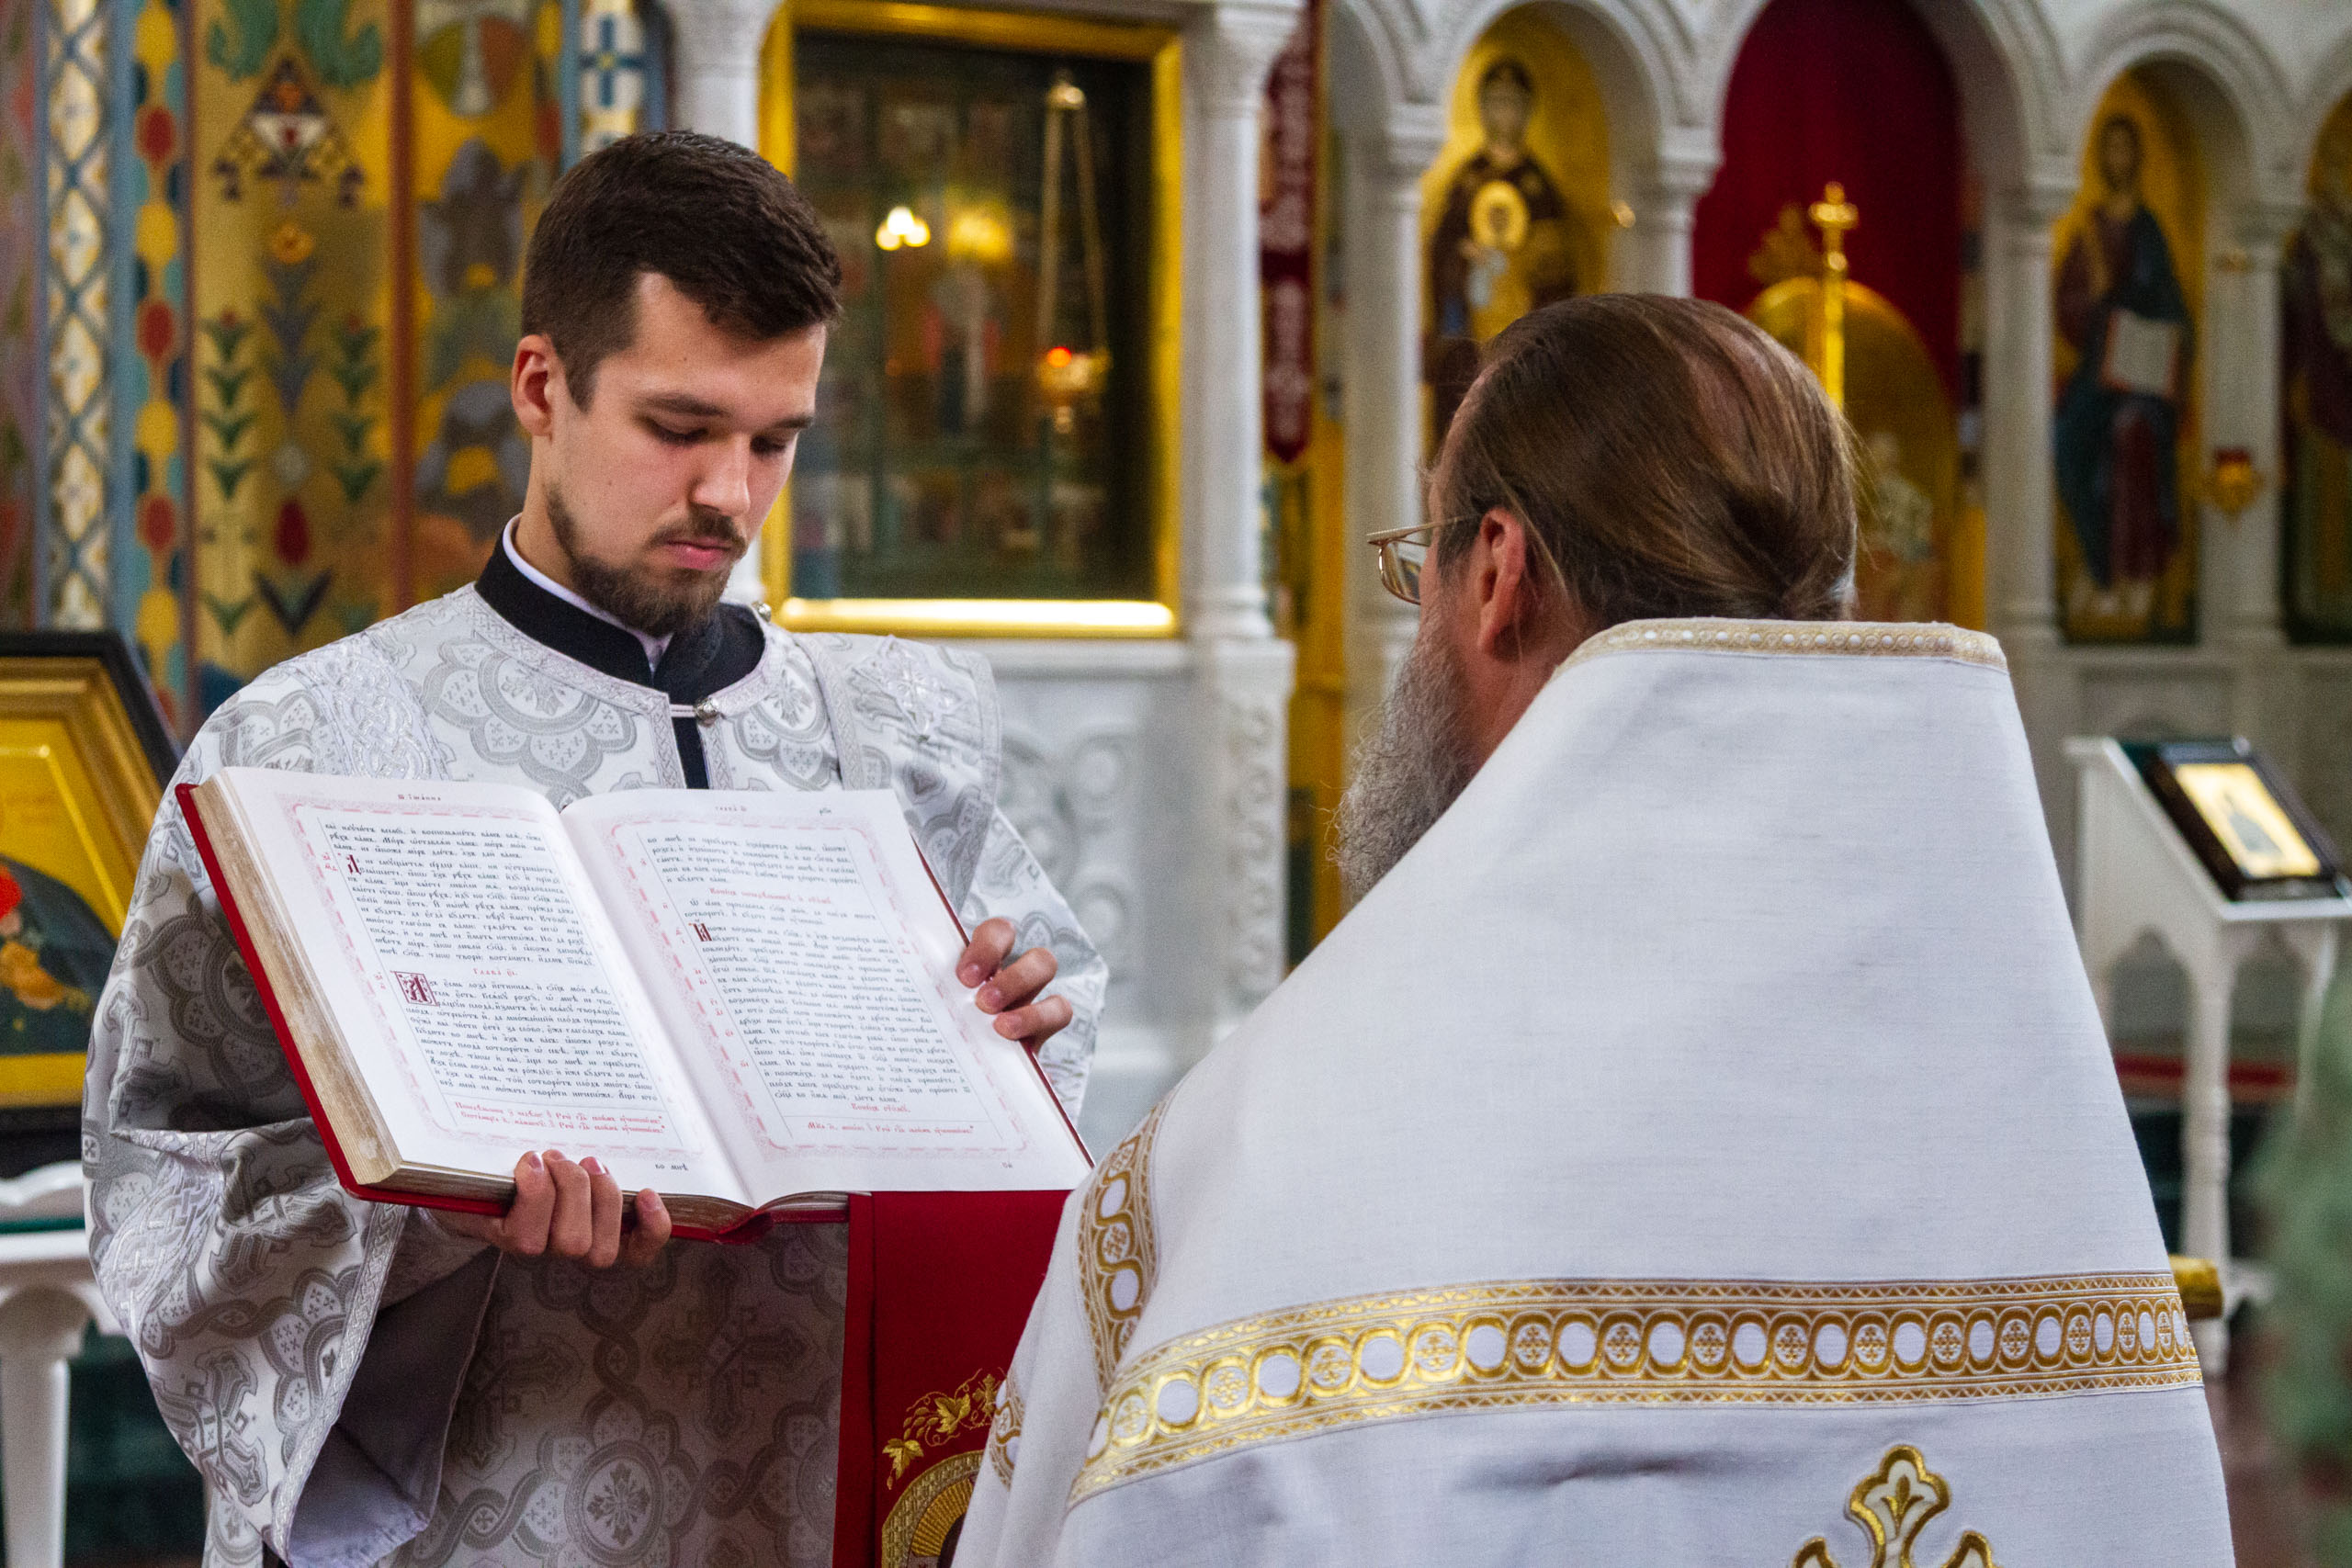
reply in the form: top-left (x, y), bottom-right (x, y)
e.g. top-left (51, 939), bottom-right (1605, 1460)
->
top-left (955, 295), bottom-right (2231, 1566)
top-left (85, 132), bottom-right (1103, 1568)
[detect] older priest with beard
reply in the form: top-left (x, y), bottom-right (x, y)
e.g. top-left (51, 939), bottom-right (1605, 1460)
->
top-left (956, 296), bottom-right (2230, 1565)
top-left (85, 133), bottom-right (1103, 1568)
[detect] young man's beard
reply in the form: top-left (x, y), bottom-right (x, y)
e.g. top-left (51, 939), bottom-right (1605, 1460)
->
top-left (1332, 627), bottom-right (1482, 901)
top-left (546, 485), bottom-right (744, 639)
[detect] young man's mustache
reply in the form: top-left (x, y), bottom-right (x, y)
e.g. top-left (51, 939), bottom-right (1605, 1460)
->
top-left (651, 513), bottom-right (750, 558)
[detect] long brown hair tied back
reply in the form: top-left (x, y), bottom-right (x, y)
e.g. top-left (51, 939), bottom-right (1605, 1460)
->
top-left (1431, 293), bottom-right (1859, 627)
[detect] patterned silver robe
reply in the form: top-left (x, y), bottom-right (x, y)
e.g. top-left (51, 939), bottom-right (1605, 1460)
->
top-left (82, 588), bottom-right (1104, 1568)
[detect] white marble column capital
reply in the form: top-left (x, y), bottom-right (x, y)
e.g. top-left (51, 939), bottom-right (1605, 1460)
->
top-left (1185, 0), bottom-right (1306, 118)
top-left (667, 0), bottom-right (779, 76)
top-left (1360, 106), bottom-right (1444, 190)
top-left (1621, 151), bottom-right (1713, 297)
top-left (1992, 179), bottom-right (2075, 244)
top-left (1637, 146), bottom-right (1718, 208)
top-left (2232, 197), bottom-right (2304, 258)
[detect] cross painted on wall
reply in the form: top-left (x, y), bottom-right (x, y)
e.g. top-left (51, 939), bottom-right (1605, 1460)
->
top-left (577, 0), bottom-right (645, 154)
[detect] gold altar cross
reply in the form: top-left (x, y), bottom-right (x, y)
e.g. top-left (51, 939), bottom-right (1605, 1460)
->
top-left (1807, 183), bottom-right (1859, 410)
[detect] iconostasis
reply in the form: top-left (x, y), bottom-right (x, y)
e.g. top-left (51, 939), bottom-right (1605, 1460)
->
top-left (6, 0), bottom-right (2352, 753)
top-left (1691, 0), bottom-right (1980, 629)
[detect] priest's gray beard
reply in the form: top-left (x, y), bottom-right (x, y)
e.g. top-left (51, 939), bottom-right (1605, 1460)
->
top-left (547, 485), bottom-right (744, 638)
top-left (1333, 627), bottom-right (1481, 899)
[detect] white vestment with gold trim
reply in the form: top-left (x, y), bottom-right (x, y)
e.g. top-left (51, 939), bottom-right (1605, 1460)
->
top-left (956, 618), bottom-right (2232, 1567)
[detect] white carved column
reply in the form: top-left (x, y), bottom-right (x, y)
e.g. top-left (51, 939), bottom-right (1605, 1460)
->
top-left (1982, 182), bottom-right (2075, 845)
top-left (669, 0), bottom-right (786, 603)
top-left (1340, 112), bottom-right (1442, 762)
top-left (1625, 149), bottom-right (1715, 297)
top-left (2208, 205), bottom-right (2297, 745)
top-left (1186, 0), bottom-right (1300, 1041)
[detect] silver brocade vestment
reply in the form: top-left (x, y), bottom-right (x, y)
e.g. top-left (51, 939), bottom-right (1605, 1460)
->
top-left (81, 588), bottom-right (1104, 1568)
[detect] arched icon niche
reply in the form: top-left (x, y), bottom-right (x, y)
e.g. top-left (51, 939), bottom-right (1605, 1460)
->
top-left (1419, 6), bottom-right (1613, 449)
top-left (2051, 69), bottom-right (2206, 646)
top-left (1691, 0), bottom-right (1974, 626)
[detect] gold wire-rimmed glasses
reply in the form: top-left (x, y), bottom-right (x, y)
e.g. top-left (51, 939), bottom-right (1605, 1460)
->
top-left (1369, 513), bottom-right (1573, 608)
top-left (1367, 519), bottom-right (1460, 605)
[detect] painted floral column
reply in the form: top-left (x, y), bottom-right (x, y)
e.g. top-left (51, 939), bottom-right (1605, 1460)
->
top-left (189, 0), bottom-right (394, 712)
top-left (121, 0), bottom-right (193, 728)
top-left (0, 0), bottom-right (40, 625)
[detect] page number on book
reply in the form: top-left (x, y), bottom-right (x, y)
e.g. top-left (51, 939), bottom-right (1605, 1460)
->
top-left (394, 971), bottom-right (437, 1007)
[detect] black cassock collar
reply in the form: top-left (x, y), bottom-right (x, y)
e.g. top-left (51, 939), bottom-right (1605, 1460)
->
top-left (473, 536), bottom-right (767, 788)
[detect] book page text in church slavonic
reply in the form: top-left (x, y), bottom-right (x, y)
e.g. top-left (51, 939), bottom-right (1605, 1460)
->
top-left (625, 822), bottom-right (1002, 1145)
top-left (306, 810), bottom-right (674, 1139)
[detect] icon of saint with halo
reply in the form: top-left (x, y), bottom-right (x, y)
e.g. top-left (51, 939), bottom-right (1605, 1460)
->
top-left (1426, 59), bottom-right (1579, 439)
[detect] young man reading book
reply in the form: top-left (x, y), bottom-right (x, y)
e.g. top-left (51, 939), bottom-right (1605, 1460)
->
top-left (85, 131), bottom-right (1104, 1568)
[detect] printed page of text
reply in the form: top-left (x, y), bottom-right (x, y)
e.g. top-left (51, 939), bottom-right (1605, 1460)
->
top-left (565, 788), bottom-right (1088, 1199)
top-left (216, 770), bottom-right (746, 1202)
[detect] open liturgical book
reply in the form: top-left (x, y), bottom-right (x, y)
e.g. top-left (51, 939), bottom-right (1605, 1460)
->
top-left (181, 772), bottom-right (1091, 1239)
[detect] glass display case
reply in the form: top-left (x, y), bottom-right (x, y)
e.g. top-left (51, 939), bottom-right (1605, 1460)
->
top-left (762, 2), bottom-right (1181, 636)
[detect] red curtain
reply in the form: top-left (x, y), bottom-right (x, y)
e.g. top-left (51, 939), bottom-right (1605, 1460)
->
top-left (1691, 0), bottom-right (1962, 398)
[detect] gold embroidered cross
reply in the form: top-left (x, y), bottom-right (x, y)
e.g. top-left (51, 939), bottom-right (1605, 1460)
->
top-left (1791, 1446), bottom-right (1999, 1568)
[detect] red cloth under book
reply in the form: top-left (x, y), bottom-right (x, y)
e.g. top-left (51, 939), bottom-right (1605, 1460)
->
top-left (835, 1190), bottom-right (1067, 1568)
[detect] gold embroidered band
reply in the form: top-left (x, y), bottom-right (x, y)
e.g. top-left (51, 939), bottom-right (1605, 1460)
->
top-left (1079, 1100), bottom-right (1165, 1395)
top-left (1563, 619), bottom-right (2007, 674)
top-left (1072, 1273), bottom-right (2198, 1503)
top-left (987, 1373), bottom-right (1024, 1487)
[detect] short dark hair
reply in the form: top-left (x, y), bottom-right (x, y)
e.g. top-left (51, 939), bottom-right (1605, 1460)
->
top-left (1433, 294), bottom-right (1856, 625)
top-left (521, 130), bottom-right (842, 405)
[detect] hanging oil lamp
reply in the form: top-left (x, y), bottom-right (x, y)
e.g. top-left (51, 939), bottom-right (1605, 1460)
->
top-left (1035, 71), bottom-right (1110, 436)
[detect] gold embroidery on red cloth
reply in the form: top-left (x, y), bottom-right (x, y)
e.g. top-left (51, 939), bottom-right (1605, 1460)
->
top-left (884, 1371), bottom-right (1000, 1483)
top-left (1078, 1100), bottom-right (1166, 1394)
top-left (1072, 1273), bottom-right (2198, 1502)
top-left (1792, 1446), bottom-right (1999, 1568)
top-left (880, 1450), bottom-right (982, 1568)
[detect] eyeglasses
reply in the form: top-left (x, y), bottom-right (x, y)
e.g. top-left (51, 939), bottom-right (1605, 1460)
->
top-left (1367, 520), bottom-right (1457, 605)
top-left (1369, 513), bottom-right (1572, 608)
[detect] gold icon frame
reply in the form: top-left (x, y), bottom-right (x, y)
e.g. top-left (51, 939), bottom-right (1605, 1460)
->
top-left (758, 0), bottom-right (1184, 638)
top-left (0, 635), bottom-right (175, 1108)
